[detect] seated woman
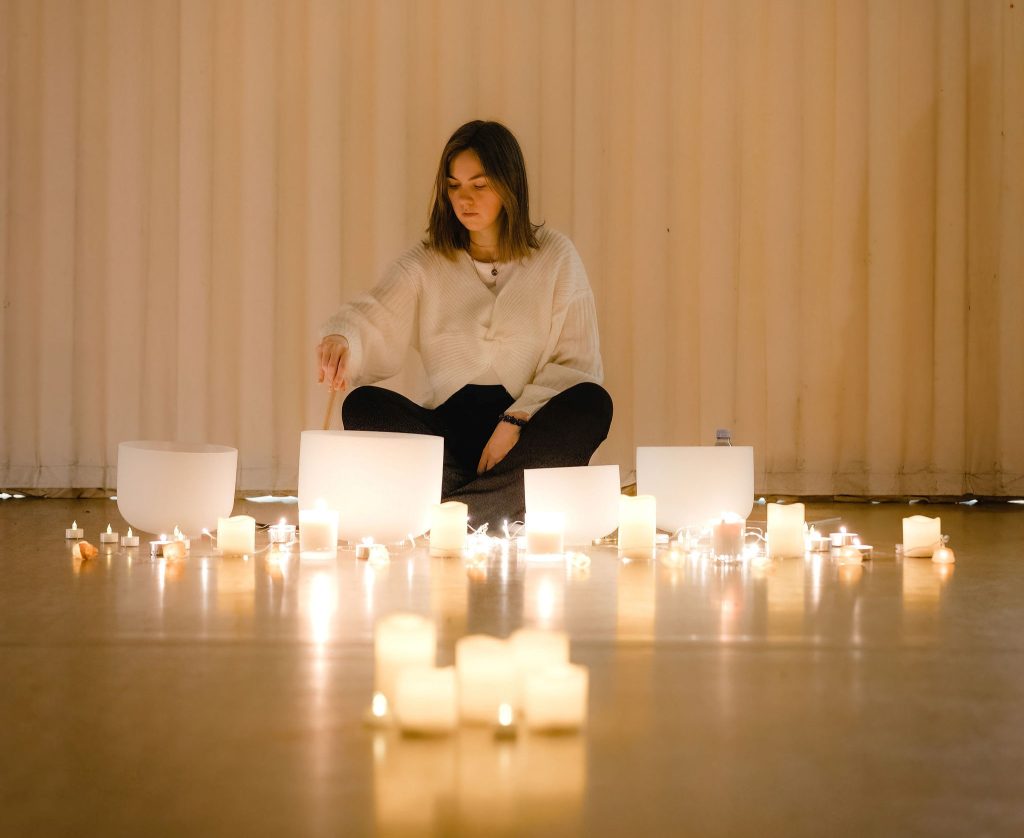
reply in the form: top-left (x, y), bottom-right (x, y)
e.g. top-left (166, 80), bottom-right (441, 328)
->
top-left (315, 120), bottom-right (612, 528)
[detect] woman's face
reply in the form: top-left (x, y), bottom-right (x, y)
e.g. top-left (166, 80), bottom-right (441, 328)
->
top-left (446, 149), bottom-right (503, 240)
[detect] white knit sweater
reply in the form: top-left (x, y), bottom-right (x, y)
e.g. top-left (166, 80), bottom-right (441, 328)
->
top-left (320, 228), bottom-right (603, 417)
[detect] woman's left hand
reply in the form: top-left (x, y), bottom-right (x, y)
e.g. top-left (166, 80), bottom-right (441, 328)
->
top-left (477, 413), bottom-right (529, 474)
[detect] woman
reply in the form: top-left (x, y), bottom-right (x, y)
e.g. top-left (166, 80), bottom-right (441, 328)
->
top-left (315, 120), bottom-right (612, 527)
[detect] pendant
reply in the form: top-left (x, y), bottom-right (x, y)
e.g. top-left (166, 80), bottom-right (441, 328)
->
top-left (491, 266), bottom-right (498, 277)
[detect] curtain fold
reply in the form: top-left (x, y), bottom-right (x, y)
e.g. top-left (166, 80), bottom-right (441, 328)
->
top-left (1, 0), bottom-right (1021, 495)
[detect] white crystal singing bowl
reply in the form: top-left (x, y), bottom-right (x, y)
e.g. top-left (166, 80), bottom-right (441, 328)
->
top-left (636, 445), bottom-right (754, 531)
top-left (116, 441), bottom-right (238, 536)
top-left (524, 464), bottom-right (621, 545)
top-left (298, 430), bottom-right (443, 543)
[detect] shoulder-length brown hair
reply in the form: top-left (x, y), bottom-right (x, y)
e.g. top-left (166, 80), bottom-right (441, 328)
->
top-left (426, 120), bottom-right (541, 262)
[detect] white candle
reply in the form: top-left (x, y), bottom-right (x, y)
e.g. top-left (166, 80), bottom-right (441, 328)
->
top-left (932, 545), bottom-right (956, 564)
top-left (510, 629), bottom-right (570, 709)
top-left (526, 511), bottom-right (565, 557)
top-left (99, 524), bottom-right (119, 543)
top-left (65, 520), bottom-right (84, 539)
top-left (429, 501), bottom-right (468, 556)
top-left (837, 544), bottom-right (863, 565)
top-left (829, 526), bottom-right (858, 548)
top-left (268, 518), bottom-right (296, 545)
top-left (767, 502), bottom-right (805, 558)
top-left (375, 613), bottom-right (436, 706)
top-left (299, 504), bottom-right (339, 556)
top-left (711, 514), bottom-right (745, 562)
top-left (807, 526), bottom-right (831, 553)
top-left (172, 526), bottom-right (191, 551)
top-left (523, 663), bottom-right (589, 732)
top-left (393, 666), bottom-right (457, 735)
top-left (150, 535), bottom-right (171, 557)
top-left (217, 515), bottom-right (256, 555)
top-left (455, 635), bottom-right (518, 724)
top-left (618, 495), bottom-right (656, 559)
top-left (903, 515), bottom-right (942, 558)
top-left (120, 527), bottom-right (139, 548)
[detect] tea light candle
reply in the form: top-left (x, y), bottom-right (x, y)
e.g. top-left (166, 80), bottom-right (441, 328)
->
top-left (526, 511), bottom-right (565, 557)
top-left (65, 520), bottom-right (84, 539)
top-left (268, 518), bottom-right (296, 545)
top-left (429, 501), bottom-right (468, 556)
top-left (767, 502), bottom-right (805, 558)
top-left (217, 515), bottom-right (256, 555)
top-left (456, 635), bottom-right (518, 724)
top-left (299, 504), bottom-right (339, 556)
top-left (829, 526), bottom-right (858, 548)
top-left (523, 663), bottom-right (589, 732)
top-left (99, 524), bottom-right (119, 544)
top-left (852, 539), bottom-right (873, 561)
top-left (356, 539), bottom-right (390, 565)
top-left (120, 527), bottom-right (139, 548)
top-left (618, 495), bottom-right (656, 560)
top-left (172, 526), bottom-right (191, 552)
top-left (711, 514), bottom-right (745, 562)
top-left (375, 613), bottom-right (436, 706)
top-left (150, 535), bottom-right (171, 557)
top-left (903, 515), bottom-right (942, 558)
top-left (837, 544), bottom-right (863, 565)
top-left (807, 526), bottom-right (831, 553)
top-left (393, 666), bottom-right (457, 735)
top-left (932, 545), bottom-right (956, 564)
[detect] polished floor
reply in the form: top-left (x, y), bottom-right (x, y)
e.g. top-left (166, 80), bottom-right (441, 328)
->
top-left (1, 498), bottom-right (1023, 836)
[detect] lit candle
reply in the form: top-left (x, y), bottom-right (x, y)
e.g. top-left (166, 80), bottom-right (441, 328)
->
top-left (172, 526), bottom-right (191, 552)
top-left (299, 503), bottom-right (339, 557)
top-left (217, 515), bottom-right (256, 555)
top-left (375, 613), bottom-right (436, 706)
top-left (510, 629), bottom-right (570, 708)
top-left (618, 495), bottom-right (656, 560)
top-left (120, 527), bottom-right (139, 548)
top-left (829, 526), bottom-right (858, 548)
top-left (65, 520), bottom-right (84, 539)
top-left (806, 526), bottom-right (831, 553)
top-left (711, 513), bottom-right (745, 562)
top-left (150, 534), bottom-right (171, 557)
top-left (523, 663), bottom-right (589, 732)
top-left (393, 666), bottom-right (457, 735)
top-left (903, 515), bottom-right (942, 558)
top-left (852, 538), bottom-right (873, 561)
top-left (932, 545), bottom-right (956, 564)
top-left (99, 524), bottom-right (119, 544)
top-left (455, 635), bottom-right (518, 724)
top-left (526, 511), bottom-right (565, 557)
top-left (767, 502), bottom-right (805, 558)
top-left (429, 501), bottom-right (468, 556)
top-left (268, 518), bottom-right (296, 545)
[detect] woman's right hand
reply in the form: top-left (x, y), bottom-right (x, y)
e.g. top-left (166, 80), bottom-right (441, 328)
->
top-left (316, 334), bottom-right (350, 391)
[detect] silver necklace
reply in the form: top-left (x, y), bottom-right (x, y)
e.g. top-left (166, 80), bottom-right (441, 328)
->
top-left (468, 249), bottom-right (499, 277)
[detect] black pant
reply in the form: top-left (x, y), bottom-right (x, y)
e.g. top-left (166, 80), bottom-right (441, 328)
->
top-left (341, 382), bottom-right (613, 528)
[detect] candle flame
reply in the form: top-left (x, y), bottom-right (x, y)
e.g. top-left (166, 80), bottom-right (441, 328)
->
top-left (371, 692), bottom-right (388, 718)
top-left (840, 525), bottom-right (847, 534)
top-left (127, 527), bottom-right (133, 537)
top-left (71, 520), bottom-right (77, 529)
top-left (498, 703), bottom-right (513, 727)
top-left (362, 536), bottom-right (373, 545)
top-left (106, 524), bottom-right (112, 534)
top-left (279, 517), bottom-right (286, 526)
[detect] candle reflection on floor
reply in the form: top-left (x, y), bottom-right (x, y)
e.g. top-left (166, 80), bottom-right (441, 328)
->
top-left (373, 727), bottom-right (585, 836)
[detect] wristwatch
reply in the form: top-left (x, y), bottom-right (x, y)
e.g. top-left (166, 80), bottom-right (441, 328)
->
top-left (498, 413), bottom-right (528, 428)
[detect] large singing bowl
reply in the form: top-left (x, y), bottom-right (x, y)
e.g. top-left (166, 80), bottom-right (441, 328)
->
top-left (524, 464), bottom-right (621, 544)
top-left (116, 441), bottom-right (238, 536)
top-left (298, 430), bottom-right (443, 543)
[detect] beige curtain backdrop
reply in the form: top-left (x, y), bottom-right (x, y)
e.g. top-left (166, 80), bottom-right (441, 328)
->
top-left (1, 0), bottom-right (1021, 496)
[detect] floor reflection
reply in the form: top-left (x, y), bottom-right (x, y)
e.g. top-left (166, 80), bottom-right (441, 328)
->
top-left (373, 728), bottom-right (585, 836)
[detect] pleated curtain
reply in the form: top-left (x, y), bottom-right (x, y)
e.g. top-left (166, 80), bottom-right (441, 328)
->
top-left (1, 0), bottom-right (1021, 496)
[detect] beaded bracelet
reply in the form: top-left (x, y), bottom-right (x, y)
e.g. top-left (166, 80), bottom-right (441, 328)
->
top-left (498, 413), bottom-right (528, 428)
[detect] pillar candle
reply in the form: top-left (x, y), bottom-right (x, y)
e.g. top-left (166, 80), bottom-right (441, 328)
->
top-left (429, 501), bottom-right (468, 556)
top-left (523, 664), bottom-right (589, 732)
top-left (526, 511), bottom-right (565, 557)
top-left (375, 613), bottom-right (436, 706)
top-left (767, 502), bottom-right (805, 558)
top-left (455, 635), bottom-right (518, 724)
top-left (903, 515), bottom-right (942, 558)
top-left (618, 495), bottom-right (656, 559)
top-left (511, 629), bottom-right (570, 708)
top-left (393, 666), bottom-right (457, 735)
top-left (299, 505), bottom-right (339, 556)
top-left (217, 515), bottom-right (256, 555)
top-left (712, 514), bottom-right (745, 562)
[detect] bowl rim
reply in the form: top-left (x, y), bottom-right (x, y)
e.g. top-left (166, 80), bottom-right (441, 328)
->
top-left (118, 440), bottom-right (238, 456)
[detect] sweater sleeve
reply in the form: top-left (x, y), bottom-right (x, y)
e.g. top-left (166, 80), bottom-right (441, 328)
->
top-left (506, 277), bottom-right (604, 419)
top-left (319, 256), bottom-right (421, 386)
